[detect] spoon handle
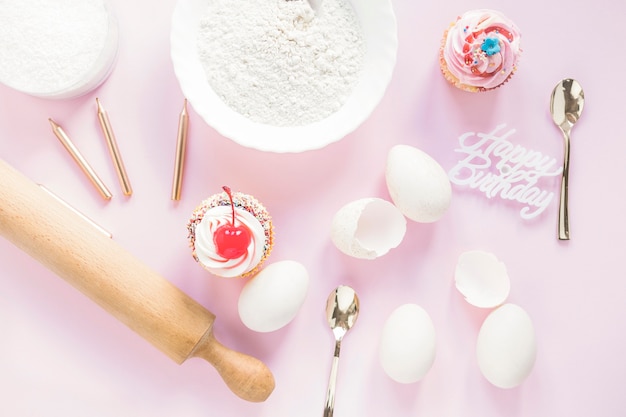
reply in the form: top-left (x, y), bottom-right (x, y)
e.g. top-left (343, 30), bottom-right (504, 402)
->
top-left (323, 341), bottom-right (341, 417)
top-left (558, 129), bottom-right (571, 240)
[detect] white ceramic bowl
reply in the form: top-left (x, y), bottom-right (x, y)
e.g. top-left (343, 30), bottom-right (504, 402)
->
top-left (170, 0), bottom-right (398, 153)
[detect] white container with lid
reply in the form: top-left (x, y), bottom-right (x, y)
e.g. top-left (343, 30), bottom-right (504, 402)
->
top-left (0, 0), bottom-right (119, 99)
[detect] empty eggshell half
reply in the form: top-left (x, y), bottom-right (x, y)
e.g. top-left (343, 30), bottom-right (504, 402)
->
top-left (331, 198), bottom-right (406, 259)
top-left (476, 303), bottom-right (537, 388)
top-left (385, 144), bottom-right (452, 223)
top-left (238, 260), bottom-right (309, 332)
top-left (379, 303), bottom-right (436, 383)
top-left (455, 250), bottom-right (511, 308)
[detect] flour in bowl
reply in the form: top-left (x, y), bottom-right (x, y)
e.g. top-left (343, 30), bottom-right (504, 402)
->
top-left (197, 0), bottom-right (365, 126)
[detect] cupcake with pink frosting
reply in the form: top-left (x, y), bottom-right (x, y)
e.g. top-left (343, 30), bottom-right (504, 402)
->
top-left (187, 186), bottom-right (273, 278)
top-left (439, 9), bottom-right (522, 92)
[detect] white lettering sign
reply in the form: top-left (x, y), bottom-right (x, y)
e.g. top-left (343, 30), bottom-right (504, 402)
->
top-left (448, 124), bottom-right (562, 219)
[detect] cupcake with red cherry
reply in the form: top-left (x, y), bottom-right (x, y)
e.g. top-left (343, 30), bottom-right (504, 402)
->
top-left (187, 186), bottom-right (273, 278)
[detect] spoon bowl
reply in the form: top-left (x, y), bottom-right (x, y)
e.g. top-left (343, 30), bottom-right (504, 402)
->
top-left (285, 0), bottom-right (321, 14)
top-left (323, 285), bottom-right (360, 417)
top-left (549, 78), bottom-right (585, 240)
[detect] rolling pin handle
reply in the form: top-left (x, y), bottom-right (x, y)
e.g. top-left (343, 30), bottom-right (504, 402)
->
top-left (191, 331), bottom-right (275, 402)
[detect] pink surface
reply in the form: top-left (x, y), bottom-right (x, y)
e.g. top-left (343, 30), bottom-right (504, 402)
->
top-left (1, 0), bottom-right (625, 416)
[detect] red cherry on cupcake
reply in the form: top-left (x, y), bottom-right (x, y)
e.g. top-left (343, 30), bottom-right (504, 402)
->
top-left (214, 186), bottom-right (251, 259)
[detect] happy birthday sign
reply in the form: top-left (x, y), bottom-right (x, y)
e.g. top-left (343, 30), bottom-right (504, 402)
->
top-left (448, 124), bottom-right (562, 219)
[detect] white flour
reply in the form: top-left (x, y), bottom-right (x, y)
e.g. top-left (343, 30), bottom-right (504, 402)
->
top-left (0, 0), bottom-right (109, 93)
top-left (197, 0), bottom-right (365, 126)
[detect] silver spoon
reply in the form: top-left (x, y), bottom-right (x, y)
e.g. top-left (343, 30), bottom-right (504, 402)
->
top-left (286, 0), bottom-right (320, 13)
top-left (323, 285), bottom-right (359, 417)
top-left (549, 78), bottom-right (585, 240)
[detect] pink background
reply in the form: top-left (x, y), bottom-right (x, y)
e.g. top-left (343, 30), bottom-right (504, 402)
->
top-left (1, 0), bottom-right (625, 416)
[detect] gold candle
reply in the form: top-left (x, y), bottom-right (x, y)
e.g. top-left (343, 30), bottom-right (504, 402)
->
top-left (96, 98), bottom-right (132, 196)
top-left (171, 99), bottom-right (189, 201)
top-left (48, 118), bottom-right (112, 200)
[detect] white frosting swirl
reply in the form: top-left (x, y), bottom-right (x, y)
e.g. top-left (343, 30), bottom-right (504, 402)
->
top-left (442, 9), bottom-right (521, 90)
top-left (194, 205), bottom-right (266, 278)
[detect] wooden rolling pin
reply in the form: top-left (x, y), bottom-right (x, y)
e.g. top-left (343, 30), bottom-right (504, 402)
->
top-left (0, 159), bottom-right (274, 402)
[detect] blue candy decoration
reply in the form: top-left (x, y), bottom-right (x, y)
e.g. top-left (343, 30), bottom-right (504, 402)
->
top-left (481, 37), bottom-right (501, 56)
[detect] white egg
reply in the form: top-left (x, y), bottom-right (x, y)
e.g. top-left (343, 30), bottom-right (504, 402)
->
top-left (238, 260), bottom-right (309, 332)
top-left (385, 144), bottom-right (452, 223)
top-left (379, 304), bottom-right (436, 383)
top-left (476, 303), bottom-right (536, 388)
top-left (455, 250), bottom-right (511, 308)
top-left (331, 197), bottom-right (406, 259)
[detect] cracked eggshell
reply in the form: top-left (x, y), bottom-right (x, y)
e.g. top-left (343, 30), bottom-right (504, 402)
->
top-left (379, 304), bottom-right (436, 384)
top-left (385, 144), bottom-right (452, 223)
top-left (455, 250), bottom-right (511, 308)
top-left (477, 303), bottom-right (537, 388)
top-left (331, 198), bottom-right (406, 259)
top-left (238, 260), bottom-right (309, 332)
